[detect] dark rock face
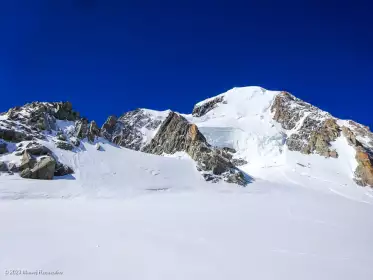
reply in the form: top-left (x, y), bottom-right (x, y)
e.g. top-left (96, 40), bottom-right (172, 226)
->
top-left (143, 114), bottom-right (206, 154)
top-left (222, 147), bottom-right (237, 154)
top-left (75, 118), bottom-right (89, 139)
top-left (54, 101), bottom-right (79, 121)
top-left (143, 112), bottom-right (247, 185)
top-left (271, 92), bottom-right (339, 158)
top-left (54, 162), bottom-right (74, 177)
top-left (88, 121), bottom-right (100, 142)
top-left (0, 128), bottom-right (32, 142)
top-left (0, 161), bottom-right (8, 172)
top-left (71, 138), bottom-right (80, 147)
top-left (75, 119), bottom-right (100, 143)
top-left (25, 142), bottom-right (52, 156)
top-left (192, 96), bottom-right (225, 117)
top-left (100, 115), bottom-right (117, 139)
top-left (0, 142), bottom-right (8, 154)
top-left (101, 109), bottom-right (164, 151)
top-left (7, 163), bottom-right (18, 173)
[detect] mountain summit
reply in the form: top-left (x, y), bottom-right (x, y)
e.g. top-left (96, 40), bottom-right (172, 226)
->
top-left (1, 86), bottom-right (372, 189)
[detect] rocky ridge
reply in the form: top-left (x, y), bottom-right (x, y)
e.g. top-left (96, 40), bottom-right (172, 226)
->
top-left (143, 112), bottom-right (246, 185)
top-left (0, 88), bottom-right (372, 187)
top-left (100, 109), bottom-right (168, 151)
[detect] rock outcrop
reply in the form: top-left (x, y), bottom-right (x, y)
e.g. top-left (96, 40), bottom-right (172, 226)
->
top-left (54, 101), bottom-right (79, 121)
top-left (101, 109), bottom-right (166, 150)
top-left (0, 161), bottom-right (8, 172)
top-left (271, 92), bottom-right (340, 158)
top-left (6, 101), bottom-right (79, 130)
top-left (1, 90), bottom-right (373, 187)
top-left (100, 115), bottom-right (117, 139)
top-left (25, 142), bottom-right (52, 156)
top-left (0, 128), bottom-right (33, 142)
top-left (19, 151), bottom-right (36, 171)
top-left (56, 141), bottom-right (74, 151)
top-left (15, 142), bottom-right (73, 179)
top-left (354, 147), bottom-right (373, 187)
top-left (75, 119), bottom-right (100, 143)
top-left (88, 121), bottom-right (100, 142)
top-left (75, 118), bottom-right (89, 139)
top-left (0, 102), bottom-right (81, 144)
top-left (143, 112), bottom-right (246, 185)
top-left (192, 96), bottom-right (225, 117)
top-left (54, 162), bottom-right (74, 177)
top-left (341, 126), bottom-right (373, 187)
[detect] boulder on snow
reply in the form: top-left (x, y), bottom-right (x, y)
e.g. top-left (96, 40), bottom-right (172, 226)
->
top-left (56, 141), bottom-right (74, 151)
top-left (25, 142), bottom-right (52, 156)
top-left (56, 133), bottom-right (67, 141)
top-left (0, 161), bottom-right (8, 172)
top-left (71, 138), bottom-right (80, 147)
top-left (54, 162), bottom-right (74, 176)
top-left (19, 151), bottom-right (36, 171)
top-left (20, 156), bottom-right (56, 180)
top-left (7, 162), bottom-right (19, 173)
top-left (20, 168), bottom-right (32, 178)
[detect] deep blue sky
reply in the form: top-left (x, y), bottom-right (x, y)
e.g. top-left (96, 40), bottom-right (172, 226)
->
top-left (0, 0), bottom-right (372, 126)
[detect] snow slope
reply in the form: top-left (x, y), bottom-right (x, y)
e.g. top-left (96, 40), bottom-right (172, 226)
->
top-left (185, 86), bottom-right (365, 196)
top-left (1, 87), bottom-right (373, 279)
top-left (0, 139), bottom-right (207, 199)
top-left (1, 138), bottom-right (373, 279)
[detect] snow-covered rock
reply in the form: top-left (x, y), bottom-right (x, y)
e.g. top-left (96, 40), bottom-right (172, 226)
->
top-left (101, 108), bottom-right (170, 150)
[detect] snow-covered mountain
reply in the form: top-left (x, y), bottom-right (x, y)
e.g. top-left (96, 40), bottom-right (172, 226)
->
top-left (1, 87), bottom-right (373, 280)
top-left (1, 86), bottom-right (373, 188)
top-left (186, 87), bottom-right (373, 189)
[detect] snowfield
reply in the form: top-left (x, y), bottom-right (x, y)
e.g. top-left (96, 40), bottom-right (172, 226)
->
top-left (1, 86), bottom-right (373, 279)
top-left (1, 140), bottom-right (373, 280)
